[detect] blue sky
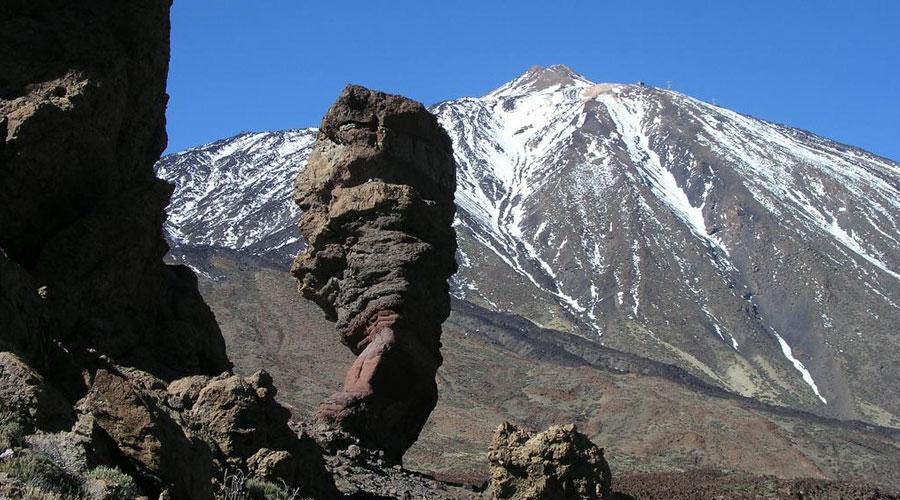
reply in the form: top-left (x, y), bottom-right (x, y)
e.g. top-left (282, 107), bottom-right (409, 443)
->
top-left (167, 1), bottom-right (899, 160)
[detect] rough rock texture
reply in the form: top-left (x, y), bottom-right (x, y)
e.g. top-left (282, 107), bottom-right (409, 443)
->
top-left (487, 422), bottom-right (612, 499)
top-left (292, 84), bottom-right (458, 461)
top-left (614, 469), bottom-right (900, 499)
top-left (0, 2), bottom-right (335, 498)
top-left (77, 366), bottom-right (216, 500)
top-left (171, 370), bottom-right (334, 496)
top-left (0, 253), bottom-right (52, 363)
top-left (0, 352), bottom-right (71, 430)
top-left (74, 363), bottom-right (336, 499)
top-left (0, 0), bottom-right (229, 381)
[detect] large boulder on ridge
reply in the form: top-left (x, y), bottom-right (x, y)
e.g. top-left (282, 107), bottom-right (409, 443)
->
top-left (292, 84), bottom-right (457, 461)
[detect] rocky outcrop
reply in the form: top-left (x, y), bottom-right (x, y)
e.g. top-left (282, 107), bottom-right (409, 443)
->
top-left (0, 2), bottom-right (335, 498)
top-left (487, 422), bottom-right (612, 499)
top-left (74, 366), bottom-right (335, 499)
top-left (0, 352), bottom-right (71, 431)
top-left (292, 84), bottom-right (457, 461)
top-left (77, 366), bottom-right (216, 499)
top-left (0, 0), bottom-right (229, 381)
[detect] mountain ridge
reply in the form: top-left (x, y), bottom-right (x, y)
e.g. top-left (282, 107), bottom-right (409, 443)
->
top-left (156, 66), bottom-right (900, 428)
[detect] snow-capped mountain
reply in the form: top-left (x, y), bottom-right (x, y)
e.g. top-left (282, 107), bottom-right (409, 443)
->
top-left (157, 128), bottom-right (316, 261)
top-left (156, 65), bottom-right (900, 426)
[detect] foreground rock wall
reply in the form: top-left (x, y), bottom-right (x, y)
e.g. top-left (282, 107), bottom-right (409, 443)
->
top-left (0, 0), bottom-right (229, 380)
top-left (292, 85), bottom-right (458, 461)
top-left (0, 2), bottom-right (334, 498)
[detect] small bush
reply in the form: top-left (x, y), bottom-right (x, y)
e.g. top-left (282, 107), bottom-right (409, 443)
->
top-left (221, 469), bottom-right (248, 500)
top-left (245, 477), bottom-right (301, 500)
top-left (220, 469), bottom-right (306, 500)
top-left (0, 418), bottom-right (26, 449)
top-left (84, 465), bottom-right (140, 498)
top-left (24, 432), bottom-right (79, 476)
top-left (0, 449), bottom-right (82, 497)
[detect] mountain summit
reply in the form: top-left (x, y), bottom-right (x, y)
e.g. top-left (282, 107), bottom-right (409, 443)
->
top-left (156, 66), bottom-right (900, 427)
top-left (486, 64), bottom-right (592, 97)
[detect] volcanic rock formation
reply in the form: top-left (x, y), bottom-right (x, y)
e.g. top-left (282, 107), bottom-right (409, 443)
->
top-left (0, 0), bottom-right (229, 381)
top-left (487, 422), bottom-right (612, 499)
top-left (292, 84), bottom-right (458, 461)
top-left (0, 2), bottom-right (334, 498)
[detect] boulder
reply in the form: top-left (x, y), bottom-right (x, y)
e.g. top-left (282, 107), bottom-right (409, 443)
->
top-left (292, 84), bottom-right (457, 461)
top-left (179, 371), bottom-right (295, 462)
top-left (487, 422), bottom-right (612, 499)
top-left (171, 371), bottom-right (336, 498)
top-left (77, 367), bottom-right (215, 500)
top-left (0, 352), bottom-right (71, 431)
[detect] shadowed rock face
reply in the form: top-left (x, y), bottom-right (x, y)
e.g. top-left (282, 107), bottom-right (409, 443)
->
top-left (0, 0), bottom-right (230, 381)
top-left (292, 84), bottom-right (457, 461)
top-left (0, 2), bottom-right (337, 498)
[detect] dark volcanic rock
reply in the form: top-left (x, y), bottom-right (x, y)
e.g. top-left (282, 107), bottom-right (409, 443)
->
top-left (171, 370), bottom-right (335, 497)
top-left (75, 365), bottom-right (337, 499)
top-left (487, 422), bottom-right (612, 499)
top-left (292, 84), bottom-right (458, 461)
top-left (77, 366), bottom-right (216, 500)
top-left (0, 0), bottom-right (230, 381)
top-left (0, 2), bottom-right (335, 498)
top-left (0, 352), bottom-right (71, 431)
top-left (0, 252), bottom-right (51, 363)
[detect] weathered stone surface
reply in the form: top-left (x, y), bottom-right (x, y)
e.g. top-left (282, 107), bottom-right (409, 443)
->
top-left (487, 422), bottom-right (612, 499)
top-left (292, 84), bottom-right (457, 461)
top-left (0, 0), bottom-right (230, 382)
top-left (169, 371), bottom-right (336, 498)
top-left (0, 352), bottom-right (71, 430)
top-left (0, 252), bottom-right (51, 362)
top-left (0, 2), bottom-right (336, 498)
top-left (77, 366), bottom-right (215, 500)
top-left (179, 371), bottom-right (294, 462)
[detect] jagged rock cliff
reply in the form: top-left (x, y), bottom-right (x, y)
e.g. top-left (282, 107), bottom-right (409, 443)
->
top-left (0, 0), bottom-right (229, 381)
top-left (292, 84), bottom-right (458, 461)
top-left (0, 2), bottom-right (333, 498)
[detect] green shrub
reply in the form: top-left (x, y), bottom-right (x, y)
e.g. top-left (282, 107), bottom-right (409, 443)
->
top-left (0, 418), bottom-right (26, 449)
top-left (0, 449), bottom-right (82, 497)
top-left (84, 465), bottom-right (140, 498)
top-left (244, 477), bottom-right (301, 500)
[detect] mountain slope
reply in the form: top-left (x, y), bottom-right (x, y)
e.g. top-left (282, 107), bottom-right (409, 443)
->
top-left (157, 128), bottom-right (316, 262)
top-left (186, 252), bottom-right (900, 489)
top-left (156, 65), bottom-right (900, 426)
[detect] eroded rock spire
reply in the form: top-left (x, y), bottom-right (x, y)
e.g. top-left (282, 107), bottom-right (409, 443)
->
top-left (292, 84), bottom-right (457, 461)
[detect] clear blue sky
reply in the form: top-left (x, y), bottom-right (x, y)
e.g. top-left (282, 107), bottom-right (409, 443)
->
top-left (167, 1), bottom-right (899, 161)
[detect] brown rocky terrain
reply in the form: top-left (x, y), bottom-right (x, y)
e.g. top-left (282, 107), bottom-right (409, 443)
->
top-left (193, 252), bottom-right (900, 496)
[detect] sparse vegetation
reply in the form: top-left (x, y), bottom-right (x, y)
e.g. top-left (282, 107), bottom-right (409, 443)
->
top-left (220, 469), bottom-right (305, 500)
top-left (84, 465), bottom-right (141, 498)
top-left (0, 414), bottom-right (26, 449)
top-left (0, 449), bottom-right (82, 498)
top-left (244, 477), bottom-right (302, 500)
